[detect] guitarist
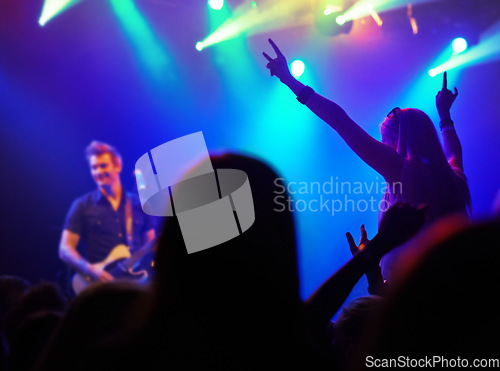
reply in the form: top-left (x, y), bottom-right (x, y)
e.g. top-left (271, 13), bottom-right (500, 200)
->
top-left (59, 141), bottom-right (156, 286)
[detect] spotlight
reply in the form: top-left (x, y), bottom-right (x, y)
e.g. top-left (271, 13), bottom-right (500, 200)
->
top-left (428, 23), bottom-right (500, 78)
top-left (452, 37), bottom-right (468, 54)
top-left (196, 42), bottom-right (204, 51)
top-left (428, 68), bottom-right (437, 77)
top-left (208, 0), bottom-right (224, 11)
top-left (290, 60), bottom-right (305, 78)
top-left (407, 4), bottom-right (418, 35)
top-left (336, 15), bottom-right (346, 25)
top-left (324, 5), bottom-right (342, 16)
top-left (39, 0), bottom-right (81, 26)
top-left (366, 4), bottom-right (383, 27)
top-left (315, 1), bottom-right (354, 37)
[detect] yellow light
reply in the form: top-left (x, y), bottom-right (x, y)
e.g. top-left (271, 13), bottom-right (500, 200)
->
top-left (324, 5), bottom-right (342, 16)
top-left (409, 17), bottom-right (418, 34)
top-left (368, 7), bottom-right (383, 26)
top-left (199, 0), bottom-right (311, 49)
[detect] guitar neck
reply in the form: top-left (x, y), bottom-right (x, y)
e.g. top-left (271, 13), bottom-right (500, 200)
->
top-left (124, 240), bottom-right (156, 269)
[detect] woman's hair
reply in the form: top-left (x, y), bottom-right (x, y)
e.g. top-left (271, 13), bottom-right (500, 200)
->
top-left (380, 108), bottom-right (471, 222)
top-left (333, 295), bottom-right (383, 365)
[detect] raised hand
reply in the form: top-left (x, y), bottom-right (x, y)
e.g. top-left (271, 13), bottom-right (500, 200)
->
top-left (346, 224), bottom-right (370, 256)
top-left (262, 38), bottom-right (293, 83)
top-left (436, 71), bottom-right (458, 120)
top-left (348, 224), bottom-right (387, 295)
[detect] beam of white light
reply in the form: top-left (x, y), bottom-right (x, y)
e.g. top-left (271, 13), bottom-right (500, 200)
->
top-left (429, 22), bottom-right (500, 77)
top-left (336, 15), bottom-right (346, 25)
top-left (110, 0), bottom-right (169, 82)
top-left (39, 0), bottom-right (81, 26)
top-left (200, 0), bottom-right (314, 49)
top-left (341, 0), bottom-right (438, 23)
top-left (324, 5), bottom-right (343, 16)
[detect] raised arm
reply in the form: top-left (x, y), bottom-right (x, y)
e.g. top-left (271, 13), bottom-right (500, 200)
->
top-left (263, 39), bottom-right (402, 182)
top-left (436, 71), bottom-right (463, 171)
top-left (346, 225), bottom-right (385, 296)
top-left (305, 204), bottom-right (427, 330)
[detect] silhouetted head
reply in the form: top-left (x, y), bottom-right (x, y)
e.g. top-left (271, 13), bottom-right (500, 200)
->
top-left (351, 217), bottom-right (500, 367)
top-left (156, 152), bottom-right (298, 302)
top-left (333, 295), bottom-right (383, 367)
top-left (36, 281), bottom-right (147, 371)
top-left (4, 281), bottom-right (66, 346)
top-left (380, 108), bottom-right (471, 221)
top-left (153, 153), bottom-right (304, 368)
top-left (8, 310), bottom-right (62, 371)
top-left (334, 295), bottom-right (383, 343)
top-left (380, 108), bottom-right (444, 162)
top-left (0, 275), bottom-right (31, 332)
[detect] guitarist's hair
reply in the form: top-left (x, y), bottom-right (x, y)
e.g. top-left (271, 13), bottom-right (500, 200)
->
top-left (85, 141), bottom-right (122, 166)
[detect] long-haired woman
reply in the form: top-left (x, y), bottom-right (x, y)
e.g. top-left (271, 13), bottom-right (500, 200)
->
top-left (263, 39), bottom-right (471, 280)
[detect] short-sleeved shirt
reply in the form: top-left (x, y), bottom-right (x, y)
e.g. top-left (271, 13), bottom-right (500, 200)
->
top-left (63, 189), bottom-right (156, 263)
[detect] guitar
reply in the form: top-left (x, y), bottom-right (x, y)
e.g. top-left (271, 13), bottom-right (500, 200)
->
top-left (72, 239), bottom-right (156, 295)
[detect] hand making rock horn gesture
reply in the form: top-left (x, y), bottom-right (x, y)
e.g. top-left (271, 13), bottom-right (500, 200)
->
top-left (262, 38), bottom-right (293, 83)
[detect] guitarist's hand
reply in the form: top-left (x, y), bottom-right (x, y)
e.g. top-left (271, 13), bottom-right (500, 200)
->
top-left (88, 266), bottom-right (114, 282)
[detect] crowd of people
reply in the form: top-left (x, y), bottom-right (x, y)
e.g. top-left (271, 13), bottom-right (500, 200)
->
top-left (1, 39), bottom-right (499, 370)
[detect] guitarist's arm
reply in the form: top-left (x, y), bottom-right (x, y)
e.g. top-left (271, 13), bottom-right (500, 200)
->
top-left (59, 229), bottom-right (113, 282)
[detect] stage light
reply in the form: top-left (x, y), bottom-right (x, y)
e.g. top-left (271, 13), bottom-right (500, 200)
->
top-left (250, 1), bottom-right (257, 8)
top-left (452, 38), bottom-right (468, 54)
top-left (407, 4), bottom-right (418, 35)
top-left (428, 23), bottom-right (500, 77)
top-left (367, 4), bottom-right (383, 27)
top-left (315, 0), bottom-right (354, 36)
top-left (340, 0), bottom-right (438, 26)
top-left (39, 0), bottom-right (81, 26)
top-left (110, 0), bottom-right (169, 82)
top-left (324, 5), bottom-right (342, 16)
top-left (196, 42), bottom-right (204, 51)
top-left (208, 0), bottom-right (224, 11)
top-left (199, 1), bottom-right (311, 49)
top-left (336, 15), bottom-right (346, 25)
top-left (290, 60), bottom-right (305, 78)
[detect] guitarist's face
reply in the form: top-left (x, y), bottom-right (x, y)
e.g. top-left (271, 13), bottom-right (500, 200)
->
top-left (89, 153), bottom-right (122, 188)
